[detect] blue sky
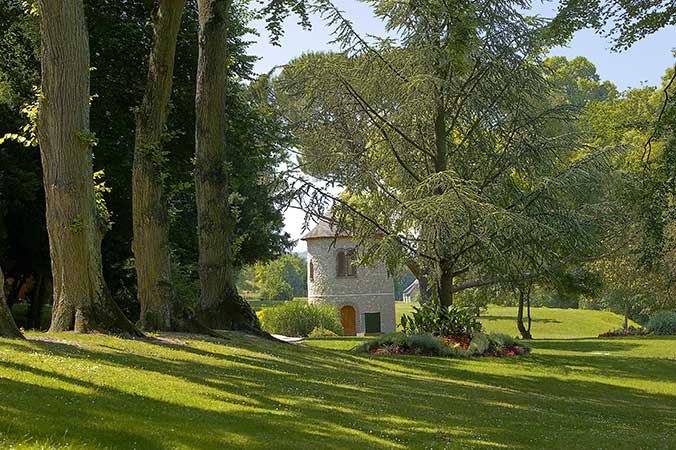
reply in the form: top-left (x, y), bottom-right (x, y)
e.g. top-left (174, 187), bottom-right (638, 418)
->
top-left (247, 1), bottom-right (676, 250)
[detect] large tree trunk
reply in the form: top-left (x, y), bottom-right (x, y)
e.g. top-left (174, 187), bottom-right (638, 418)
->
top-left (516, 288), bottom-right (532, 340)
top-left (194, 0), bottom-right (260, 332)
top-left (406, 260), bottom-right (431, 304)
top-left (438, 265), bottom-right (453, 307)
top-left (133, 0), bottom-right (186, 331)
top-left (0, 267), bottom-right (23, 339)
top-left (37, 0), bottom-right (140, 335)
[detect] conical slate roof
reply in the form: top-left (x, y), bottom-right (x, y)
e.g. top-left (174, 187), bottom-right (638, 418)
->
top-left (301, 220), bottom-right (352, 240)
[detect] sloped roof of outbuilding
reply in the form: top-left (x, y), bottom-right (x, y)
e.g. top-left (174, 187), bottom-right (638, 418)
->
top-left (301, 220), bottom-right (352, 240)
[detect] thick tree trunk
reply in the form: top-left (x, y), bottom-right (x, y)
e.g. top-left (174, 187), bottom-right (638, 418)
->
top-left (37, 0), bottom-right (140, 335)
top-left (133, 0), bottom-right (186, 331)
top-left (194, 0), bottom-right (260, 332)
top-left (516, 289), bottom-right (532, 340)
top-left (406, 260), bottom-right (431, 304)
top-left (438, 264), bottom-right (453, 307)
top-left (0, 266), bottom-right (23, 339)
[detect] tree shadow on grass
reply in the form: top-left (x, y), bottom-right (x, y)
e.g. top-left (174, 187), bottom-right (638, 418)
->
top-left (0, 334), bottom-right (674, 450)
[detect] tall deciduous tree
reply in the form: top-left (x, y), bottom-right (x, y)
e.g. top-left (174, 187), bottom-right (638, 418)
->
top-left (36, 0), bottom-right (139, 334)
top-left (133, 0), bottom-right (186, 331)
top-left (0, 266), bottom-right (23, 338)
top-left (278, 0), bottom-right (617, 307)
top-left (194, 0), bottom-right (260, 331)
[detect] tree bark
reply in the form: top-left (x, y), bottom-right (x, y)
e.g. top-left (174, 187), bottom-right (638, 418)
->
top-left (516, 288), bottom-right (532, 339)
top-left (406, 260), bottom-right (431, 303)
top-left (438, 263), bottom-right (453, 307)
top-left (623, 298), bottom-right (629, 330)
top-left (194, 0), bottom-right (260, 332)
top-left (37, 0), bottom-right (140, 335)
top-left (0, 266), bottom-right (24, 339)
top-left (133, 0), bottom-right (186, 331)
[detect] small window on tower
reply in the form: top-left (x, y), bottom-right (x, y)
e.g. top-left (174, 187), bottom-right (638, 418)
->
top-left (336, 251), bottom-right (346, 277)
top-left (309, 260), bottom-right (314, 282)
top-left (337, 250), bottom-right (357, 278)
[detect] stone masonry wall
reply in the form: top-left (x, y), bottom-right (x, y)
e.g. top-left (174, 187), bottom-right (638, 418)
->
top-left (307, 237), bottom-right (396, 334)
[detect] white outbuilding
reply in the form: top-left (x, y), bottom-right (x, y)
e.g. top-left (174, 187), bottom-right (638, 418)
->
top-left (302, 221), bottom-right (396, 336)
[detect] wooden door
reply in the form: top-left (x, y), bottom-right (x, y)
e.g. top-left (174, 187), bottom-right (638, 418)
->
top-left (340, 305), bottom-right (356, 336)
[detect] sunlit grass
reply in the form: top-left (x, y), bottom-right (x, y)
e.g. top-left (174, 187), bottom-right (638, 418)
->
top-left (1, 332), bottom-right (674, 449)
top-left (395, 303), bottom-right (638, 338)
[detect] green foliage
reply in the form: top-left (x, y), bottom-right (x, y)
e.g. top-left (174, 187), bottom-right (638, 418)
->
top-left (467, 332), bottom-right (490, 354)
top-left (554, 0), bottom-right (676, 49)
top-left (355, 332), bottom-right (455, 357)
top-left (307, 326), bottom-right (338, 337)
top-left (485, 333), bottom-right (518, 352)
top-left (93, 170), bottom-right (113, 232)
top-left (647, 311), bottom-right (676, 335)
top-left (355, 331), bottom-right (529, 357)
top-left (400, 302), bottom-right (482, 337)
top-left (10, 303), bottom-right (50, 330)
top-left (277, 1), bottom-right (620, 307)
top-left (258, 299), bottom-right (341, 336)
top-left (254, 254), bottom-right (307, 301)
top-left (75, 129), bottom-right (98, 147)
top-left (1, 2), bottom-right (294, 319)
top-left (397, 302), bottom-right (639, 338)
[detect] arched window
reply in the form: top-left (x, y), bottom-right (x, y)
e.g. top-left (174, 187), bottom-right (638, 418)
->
top-left (336, 251), bottom-right (346, 277)
top-left (336, 249), bottom-right (357, 278)
top-left (309, 259), bottom-right (314, 282)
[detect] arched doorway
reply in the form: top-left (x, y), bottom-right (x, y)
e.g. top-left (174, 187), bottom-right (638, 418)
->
top-left (340, 305), bottom-right (356, 336)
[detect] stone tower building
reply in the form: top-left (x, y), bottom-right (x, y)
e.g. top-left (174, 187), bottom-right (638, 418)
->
top-left (302, 221), bottom-right (396, 335)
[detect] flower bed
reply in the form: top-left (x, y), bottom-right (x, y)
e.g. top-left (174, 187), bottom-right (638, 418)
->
top-left (355, 332), bottom-right (531, 358)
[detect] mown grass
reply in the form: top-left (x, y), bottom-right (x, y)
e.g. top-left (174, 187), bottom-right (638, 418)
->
top-left (395, 303), bottom-right (638, 338)
top-left (0, 331), bottom-right (674, 449)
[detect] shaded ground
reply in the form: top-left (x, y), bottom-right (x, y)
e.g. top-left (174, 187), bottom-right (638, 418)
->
top-left (0, 332), bottom-right (674, 449)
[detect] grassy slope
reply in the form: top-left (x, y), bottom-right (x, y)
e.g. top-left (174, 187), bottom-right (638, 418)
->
top-left (1, 332), bottom-right (675, 450)
top-left (395, 303), bottom-right (638, 339)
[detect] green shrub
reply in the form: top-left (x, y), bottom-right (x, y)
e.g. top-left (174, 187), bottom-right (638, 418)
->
top-left (647, 311), bottom-right (676, 335)
top-left (258, 299), bottom-right (342, 337)
top-left (400, 302), bottom-right (482, 337)
top-left (355, 332), bottom-right (530, 357)
top-left (468, 333), bottom-right (490, 355)
top-left (354, 333), bottom-right (454, 356)
top-left (485, 333), bottom-right (517, 352)
top-left (308, 326), bottom-right (339, 337)
top-left (10, 303), bottom-right (51, 330)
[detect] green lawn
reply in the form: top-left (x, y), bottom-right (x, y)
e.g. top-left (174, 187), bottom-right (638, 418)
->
top-left (396, 302), bottom-right (638, 338)
top-left (1, 332), bottom-right (674, 449)
top-left (246, 298), bottom-right (287, 311)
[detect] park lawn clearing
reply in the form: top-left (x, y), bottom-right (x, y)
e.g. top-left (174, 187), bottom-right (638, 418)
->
top-left (395, 303), bottom-right (639, 338)
top-left (0, 332), bottom-right (674, 450)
